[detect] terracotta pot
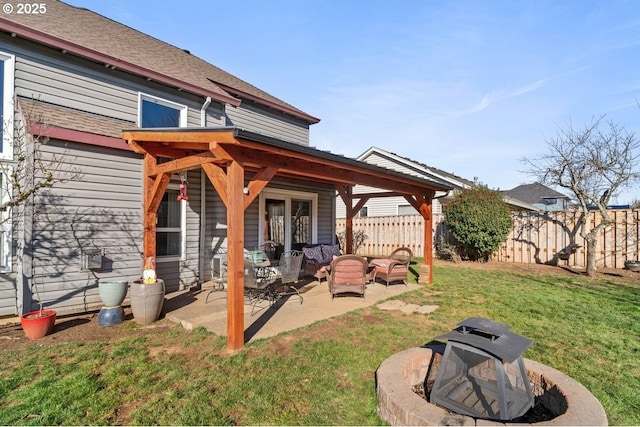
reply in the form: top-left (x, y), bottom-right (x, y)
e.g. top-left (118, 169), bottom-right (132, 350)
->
top-left (21, 309), bottom-right (57, 339)
top-left (129, 279), bottom-right (165, 325)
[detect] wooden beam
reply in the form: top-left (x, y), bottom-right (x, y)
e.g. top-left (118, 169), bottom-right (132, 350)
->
top-left (202, 163), bottom-right (229, 208)
top-left (244, 167), bottom-right (278, 210)
top-left (411, 192), bottom-right (435, 284)
top-left (122, 129), bottom-right (239, 144)
top-left (226, 145), bottom-right (441, 195)
top-left (226, 160), bottom-right (245, 351)
top-left (146, 172), bottom-right (172, 214)
top-left (149, 151), bottom-right (220, 177)
top-left (336, 185), bottom-right (355, 254)
top-left (143, 154), bottom-right (170, 260)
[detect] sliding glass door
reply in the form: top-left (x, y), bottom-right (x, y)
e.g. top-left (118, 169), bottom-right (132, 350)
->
top-left (260, 189), bottom-right (317, 255)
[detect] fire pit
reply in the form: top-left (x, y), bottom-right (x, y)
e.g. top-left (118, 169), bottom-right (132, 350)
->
top-left (430, 317), bottom-right (534, 421)
top-left (376, 346), bottom-right (608, 426)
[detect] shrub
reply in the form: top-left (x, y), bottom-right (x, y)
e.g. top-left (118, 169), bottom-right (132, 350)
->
top-left (444, 187), bottom-right (512, 261)
top-left (337, 229), bottom-right (368, 254)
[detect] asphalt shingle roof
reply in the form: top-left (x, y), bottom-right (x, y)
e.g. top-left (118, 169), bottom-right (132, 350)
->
top-left (2, 0), bottom-right (319, 124)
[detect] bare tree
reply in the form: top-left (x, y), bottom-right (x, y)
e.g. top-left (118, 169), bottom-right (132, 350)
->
top-left (523, 116), bottom-right (640, 276)
top-left (1, 99), bottom-right (83, 224)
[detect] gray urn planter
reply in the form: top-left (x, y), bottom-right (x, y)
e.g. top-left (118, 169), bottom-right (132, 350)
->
top-left (130, 279), bottom-right (165, 325)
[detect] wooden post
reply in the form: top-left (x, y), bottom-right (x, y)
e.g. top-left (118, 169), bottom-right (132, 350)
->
top-left (143, 154), bottom-right (170, 260)
top-left (417, 192), bottom-right (435, 284)
top-left (226, 160), bottom-right (245, 351)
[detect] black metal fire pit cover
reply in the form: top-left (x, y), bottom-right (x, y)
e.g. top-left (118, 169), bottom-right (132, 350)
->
top-left (435, 317), bottom-right (532, 363)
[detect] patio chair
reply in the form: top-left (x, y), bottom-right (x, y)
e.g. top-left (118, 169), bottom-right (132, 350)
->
top-left (273, 250), bottom-right (304, 304)
top-left (370, 247), bottom-right (413, 287)
top-left (244, 258), bottom-right (278, 316)
top-left (259, 240), bottom-right (279, 265)
top-left (327, 255), bottom-right (369, 300)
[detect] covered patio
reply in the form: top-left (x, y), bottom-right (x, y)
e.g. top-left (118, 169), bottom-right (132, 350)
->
top-left (122, 127), bottom-right (451, 350)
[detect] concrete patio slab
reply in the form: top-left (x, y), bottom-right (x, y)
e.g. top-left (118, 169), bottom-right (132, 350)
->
top-left (163, 279), bottom-right (423, 343)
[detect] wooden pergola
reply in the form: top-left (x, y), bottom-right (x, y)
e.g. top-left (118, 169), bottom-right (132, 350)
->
top-left (122, 127), bottom-right (451, 350)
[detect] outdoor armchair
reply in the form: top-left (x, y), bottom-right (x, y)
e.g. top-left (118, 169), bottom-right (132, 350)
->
top-left (370, 247), bottom-right (413, 287)
top-left (327, 255), bottom-right (369, 300)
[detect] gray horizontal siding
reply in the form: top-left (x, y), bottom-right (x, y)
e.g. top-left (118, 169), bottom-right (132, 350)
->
top-left (3, 34), bottom-right (224, 128)
top-left (226, 103), bottom-right (310, 145)
top-left (0, 273), bottom-right (17, 316)
top-left (25, 140), bottom-right (144, 315)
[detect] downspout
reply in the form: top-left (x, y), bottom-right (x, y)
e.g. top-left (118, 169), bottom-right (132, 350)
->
top-left (198, 97), bottom-right (211, 285)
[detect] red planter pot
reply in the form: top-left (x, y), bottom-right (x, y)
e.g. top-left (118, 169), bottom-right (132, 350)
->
top-left (20, 309), bottom-right (57, 339)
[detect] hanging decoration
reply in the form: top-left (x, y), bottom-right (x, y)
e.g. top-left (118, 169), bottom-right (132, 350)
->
top-left (177, 172), bottom-right (189, 201)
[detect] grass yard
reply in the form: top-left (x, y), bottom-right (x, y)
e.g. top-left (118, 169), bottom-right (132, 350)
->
top-left (0, 263), bottom-right (638, 425)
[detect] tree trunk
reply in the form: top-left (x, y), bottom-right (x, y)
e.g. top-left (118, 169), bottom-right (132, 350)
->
top-left (585, 237), bottom-right (597, 277)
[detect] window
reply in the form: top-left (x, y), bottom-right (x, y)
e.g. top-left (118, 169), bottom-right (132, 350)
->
top-left (260, 189), bottom-right (317, 251)
top-left (138, 93), bottom-right (187, 261)
top-left (138, 93), bottom-right (187, 128)
top-left (1, 52), bottom-right (15, 158)
top-left (358, 206), bottom-right (368, 217)
top-left (0, 52), bottom-right (15, 271)
top-left (156, 186), bottom-right (186, 260)
top-left (398, 204), bottom-right (418, 215)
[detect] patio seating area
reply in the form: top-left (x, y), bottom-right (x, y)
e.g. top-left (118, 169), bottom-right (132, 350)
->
top-left (163, 275), bottom-right (421, 343)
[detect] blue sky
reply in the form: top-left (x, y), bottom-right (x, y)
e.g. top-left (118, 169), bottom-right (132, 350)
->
top-left (67, 0), bottom-right (640, 203)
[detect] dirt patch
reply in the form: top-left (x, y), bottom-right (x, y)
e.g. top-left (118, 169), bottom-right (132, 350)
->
top-left (1, 261), bottom-right (637, 353)
top-left (0, 308), bottom-right (173, 353)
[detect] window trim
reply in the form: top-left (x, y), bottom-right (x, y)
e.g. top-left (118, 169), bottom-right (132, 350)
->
top-left (0, 52), bottom-right (15, 272)
top-left (137, 92), bottom-right (188, 128)
top-left (1, 52), bottom-right (15, 160)
top-left (397, 204), bottom-right (419, 216)
top-left (259, 188), bottom-right (318, 249)
top-left (156, 183), bottom-right (187, 263)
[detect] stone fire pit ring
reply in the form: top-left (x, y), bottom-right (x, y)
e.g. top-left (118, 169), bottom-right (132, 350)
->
top-left (376, 347), bottom-right (608, 426)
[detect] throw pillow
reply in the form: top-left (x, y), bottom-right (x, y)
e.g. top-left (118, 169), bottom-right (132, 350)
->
top-left (321, 244), bottom-right (341, 263)
top-left (303, 245), bottom-right (324, 265)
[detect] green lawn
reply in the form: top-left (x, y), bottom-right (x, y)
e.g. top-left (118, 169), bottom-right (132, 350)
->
top-left (1, 263), bottom-right (638, 425)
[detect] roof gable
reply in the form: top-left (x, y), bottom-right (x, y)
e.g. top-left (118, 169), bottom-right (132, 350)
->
top-left (358, 146), bottom-right (476, 189)
top-left (503, 183), bottom-right (569, 204)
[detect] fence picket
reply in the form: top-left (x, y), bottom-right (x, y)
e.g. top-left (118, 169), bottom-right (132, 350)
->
top-left (336, 208), bottom-right (640, 268)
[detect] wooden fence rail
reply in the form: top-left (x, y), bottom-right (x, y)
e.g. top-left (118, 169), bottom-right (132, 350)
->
top-left (336, 209), bottom-right (640, 269)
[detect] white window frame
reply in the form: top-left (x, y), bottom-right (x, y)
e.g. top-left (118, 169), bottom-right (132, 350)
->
top-left (397, 204), bottom-right (419, 216)
top-left (156, 183), bottom-right (187, 263)
top-left (0, 52), bottom-right (15, 272)
top-left (137, 92), bottom-right (188, 128)
top-left (259, 188), bottom-right (318, 250)
top-left (0, 52), bottom-right (15, 160)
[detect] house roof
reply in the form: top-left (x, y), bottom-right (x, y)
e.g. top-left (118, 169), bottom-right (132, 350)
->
top-left (1, 0), bottom-right (320, 124)
top-left (502, 183), bottom-right (569, 205)
top-left (358, 147), bottom-right (477, 190)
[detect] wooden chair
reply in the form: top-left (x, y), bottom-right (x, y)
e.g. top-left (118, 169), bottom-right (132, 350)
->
top-left (370, 247), bottom-right (413, 287)
top-left (327, 255), bottom-right (368, 300)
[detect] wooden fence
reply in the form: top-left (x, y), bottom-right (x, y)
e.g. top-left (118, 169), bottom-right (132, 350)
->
top-left (336, 209), bottom-right (640, 269)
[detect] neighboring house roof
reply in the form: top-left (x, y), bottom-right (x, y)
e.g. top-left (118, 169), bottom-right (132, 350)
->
top-left (502, 183), bottom-right (570, 205)
top-left (1, 0), bottom-right (320, 124)
top-left (358, 148), bottom-right (538, 211)
top-left (358, 147), bottom-right (476, 190)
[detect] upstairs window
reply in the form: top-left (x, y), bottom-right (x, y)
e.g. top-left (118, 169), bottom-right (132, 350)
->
top-left (138, 93), bottom-right (187, 128)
